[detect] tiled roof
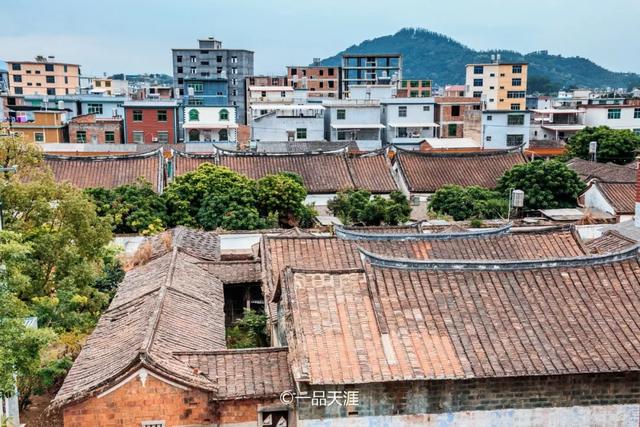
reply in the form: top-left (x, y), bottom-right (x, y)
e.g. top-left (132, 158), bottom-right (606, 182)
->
top-left (199, 259), bottom-right (262, 284)
top-left (173, 150), bottom-right (399, 194)
top-left (142, 226), bottom-right (221, 262)
top-left (176, 348), bottom-right (292, 399)
top-left (566, 158), bottom-right (636, 183)
top-left (53, 249), bottom-right (225, 406)
top-left (586, 230), bottom-right (638, 254)
top-left (45, 148), bottom-right (164, 192)
top-left (340, 223), bottom-right (423, 235)
top-left (596, 182), bottom-right (636, 214)
top-left (262, 227), bottom-right (588, 316)
top-left (280, 245), bottom-right (640, 384)
top-left (395, 149), bottom-right (527, 192)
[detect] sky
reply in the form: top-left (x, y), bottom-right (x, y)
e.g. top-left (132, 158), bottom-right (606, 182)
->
top-left (1, 0), bottom-right (638, 77)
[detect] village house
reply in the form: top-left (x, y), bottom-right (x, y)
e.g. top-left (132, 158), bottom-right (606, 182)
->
top-left (249, 104), bottom-right (325, 143)
top-left (10, 110), bottom-right (67, 143)
top-left (380, 98), bottom-right (438, 149)
top-left (68, 113), bottom-right (123, 144)
top-left (323, 99), bottom-right (385, 151)
top-left (123, 100), bottom-right (179, 144)
top-left (183, 106), bottom-right (238, 145)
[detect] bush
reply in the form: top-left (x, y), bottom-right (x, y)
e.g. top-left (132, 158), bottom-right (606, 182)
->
top-left (226, 309), bottom-right (268, 349)
top-left (428, 185), bottom-right (508, 221)
top-left (328, 190), bottom-right (411, 226)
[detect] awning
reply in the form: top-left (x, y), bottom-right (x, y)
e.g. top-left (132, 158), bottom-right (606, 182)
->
top-left (387, 122), bottom-right (440, 128)
top-left (541, 124), bottom-right (585, 131)
top-left (331, 124), bottom-right (385, 129)
top-left (182, 123), bottom-right (239, 129)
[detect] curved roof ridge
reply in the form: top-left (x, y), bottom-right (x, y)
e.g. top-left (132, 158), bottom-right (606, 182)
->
top-left (358, 242), bottom-right (640, 271)
top-left (44, 146), bottom-right (163, 162)
top-left (335, 223), bottom-right (512, 241)
top-left (393, 144), bottom-right (525, 158)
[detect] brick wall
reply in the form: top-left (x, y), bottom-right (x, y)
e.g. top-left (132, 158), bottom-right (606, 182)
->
top-left (296, 372), bottom-right (640, 420)
top-left (62, 373), bottom-right (214, 427)
top-left (68, 115), bottom-right (123, 144)
top-left (125, 107), bottom-right (176, 144)
top-left (216, 397), bottom-right (282, 425)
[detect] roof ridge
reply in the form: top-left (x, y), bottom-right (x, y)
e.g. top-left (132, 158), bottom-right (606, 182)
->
top-left (335, 223), bottom-right (512, 241)
top-left (394, 145), bottom-right (525, 158)
top-left (44, 146), bottom-right (163, 162)
top-left (173, 347), bottom-right (288, 356)
top-left (358, 243), bottom-right (640, 271)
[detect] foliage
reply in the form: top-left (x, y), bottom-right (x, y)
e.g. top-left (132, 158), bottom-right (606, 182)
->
top-left (319, 27), bottom-right (640, 88)
top-left (85, 179), bottom-right (168, 235)
top-left (0, 136), bottom-right (44, 178)
top-left (164, 164), bottom-right (315, 230)
top-left (225, 309), bottom-right (268, 349)
top-left (497, 160), bottom-right (586, 210)
top-left (565, 126), bottom-right (640, 165)
top-left (328, 190), bottom-right (411, 226)
top-left (428, 185), bottom-right (508, 221)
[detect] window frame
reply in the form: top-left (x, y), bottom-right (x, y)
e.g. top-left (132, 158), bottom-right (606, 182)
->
top-left (157, 110), bottom-right (168, 122)
top-left (157, 131), bottom-right (169, 143)
top-left (506, 134), bottom-right (524, 146)
top-left (76, 130), bottom-right (87, 143)
top-left (398, 106), bottom-right (408, 117)
top-left (87, 103), bottom-right (103, 115)
top-left (132, 110), bottom-right (143, 122)
top-left (336, 109), bottom-right (346, 120)
top-left (296, 127), bottom-right (307, 140)
top-left (105, 131), bottom-right (115, 143)
top-left (607, 108), bottom-right (621, 119)
top-left (132, 131), bottom-right (144, 144)
top-left (219, 109), bottom-right (229, 121)
top-left (34, 132), bottom-right (44, 142)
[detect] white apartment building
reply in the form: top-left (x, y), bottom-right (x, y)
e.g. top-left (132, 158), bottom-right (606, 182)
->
top-left (183, 106), bottom-right (238, 143)
top-left (582, 104), bottom-right (640, 134)
top-left (530, 108), bottom-right (585, 142)
top-left (323, 100), bottom-right (384, 151)
top-left (250, 104), bottom-right (325, 142)
top-left (481, 111), bottom-right (531, 149)
top-left (381, 98), bottom-right (437, 149)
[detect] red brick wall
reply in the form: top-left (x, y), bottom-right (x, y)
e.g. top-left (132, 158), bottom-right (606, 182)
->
top-left (288, 67), bottom-right (340, 97)
top-left (68, 116), bottom-right (123, 144)
top-left (62, 374), bottom-right (214, 427)
top-left (217, 397), bottom-right (282, 424)
top-left (125, 107), bottom-right (176, 144)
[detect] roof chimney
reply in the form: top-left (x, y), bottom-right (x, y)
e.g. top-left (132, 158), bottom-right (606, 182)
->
top-left (636, 157), bottom-right (640, 227)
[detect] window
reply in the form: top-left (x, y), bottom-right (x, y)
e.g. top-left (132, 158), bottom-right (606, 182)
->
top-left (105, 131), bottom-right (115, 143)
top-left (473, 78), bottom-right (483, 87)
top-left (280, 91), bottom-right (286, 97)
top-left (451, 105), bottom-right (460, 117)
top-left (133, 110), bottom-right (143, 121)
top-left (512, 78), bottom-right (522, 87)
top-left (157, 131), bottom-right (169, 143)
top-left (328, 68), bottom-right (335, 76)
top-left (506, 134), bottom-right (524, 146)
top-left (141, 421), bottom-right (165, 427)
top-left (231, 89), bottom-right (237, 96)
top-left (397, 127), bottom-right (408, 138)
top-left (34, 132), bottom-right (44, 142)
top-left (63, 65), bottom-right (68, 73)
top-left (190, 67), bottom-right (196, 74)
top-left (217, 129), bottom-right (228, 141)
top-left (486, 115), bottom-right (492, 121)
top-left (486, 135), bottom-right (492, 141)
top-left (133, 131), bottom-right (144, 144)
top-left (634, 108), bottom-right (640, 119)
top-left (337, 109), bottom-right (346, 120)
top-left (219, 109), bottom-right (229, 120)
top-left (47, 88), bottom-right (56, 96)
top-left (216, 55), bottom-right (223, 63)
top-left (157, 110), bottom-right (167, 122)
top-left (176, 55), bottom-right (183, 63)
top-left (401, 80), bottom-right (407, 88)
top-left (423, 105), bottom-right (430, 111)
top-left (11, 63), bottom-right (20, 70)
top-left (13, 75), bottom-right (21, 82)
top-left (14, 87), bottom-right (22, 94)
top-left (95, 81), bottom-right (102, 87)
top-left (507, 91), bottom-right (526, 98)
top-left (473, 65), bottom-right (484, 74)
top-left (448, 123), bottom-right (458, 136)
top-left (329, 81), bottom-right (335, 88)
top-left (472, 91), bottom-right (482, 98)
top-left (177, 66), bottom-right (183, 73)
top-left (188, 129), bottom-right (200, 141)
top-left (187, 82), bottom-right (203, 93)
top-left (177, 78), bottom-right (184, 85)
top-left (608, 108), bottom-right (621, 119)
top-left (76, 131), bottom-right (87, 143)
top-left (512, 65), bottom-right (522, 73)
top-left (46, 76), bottom-right (55, 84)
top-left (634, 129), bottom-right (640, 136)
top-left (87, 103), bottom-right (103, 114)
top-left (64, 76), bottom-right (68, 84)
top-left (410, 81), bottom-right (419, 88)
top-left (510, 103), bottom-right (521, 111)
top-left (189, 109), bottom-right (200, 121)
top-left (489, 86), bottom-right (495, 90)
top-left (507, 114), bottom-right (525, 125)
top-left (410, 90), bottom-right (419, 97)
top-left (201, 61), bottom-right (209, 65)
top-left (398, 106), bottom-right (407, 117)
top-left (296, 128), bottom-right (307, 139)
top-left (490, 73), bottom-right (495, 77)
top-left (260, 91), bottom-right (267, 98)
top-left (231, 68), bottom-right (238, 75)
top-left (422, 80), bottom-right (431, 87)
top-left (421, 90), bottom-right (430, 97)
top-left (231, 56), bottom-right (238, 63)
top-left (190, 56), bottom-right (197, 62)
top-left (44, 64), bottom-right (54, 72)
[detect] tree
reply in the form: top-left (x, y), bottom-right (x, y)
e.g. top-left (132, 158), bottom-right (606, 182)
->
top-left (256, 173), bottom-right (316, 227)
top-left (0, 136), bottom-right (44, 178)
top-left (226, 308), bottom-right (268, 349)
top-left (428, 185), bottom-right (508, 221)
top-left (328, 190), bottom-right (411, 226)
top-left (85, 179), bottom-right (168, 235)
top-left (497, 160), bottom-right (585, 210)
top-left (565, 126), bottom-right (640, 165)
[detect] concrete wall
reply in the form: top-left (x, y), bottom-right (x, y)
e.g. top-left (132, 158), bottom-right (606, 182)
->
top-left (582, 184), bottom-right (616, 216)
top-left (583, 106), bottom-right (640, 131)
top-left (252, 114), bottom-right (324, 142)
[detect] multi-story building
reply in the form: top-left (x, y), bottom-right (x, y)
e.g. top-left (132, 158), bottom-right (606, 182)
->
top-left (434, 97), bottom-right (482, 138)
top-left (323, 99), bottom-right (384, 150)
top-left (7, 57), bottom-right (81, 96)
top-left (582, 102), bottom-right (640, 135)
top-left (183, 77), bottom-right (228, 107)
top-left (396, 79), bottom-right (432, 98)
top-left (465, 59), bottom-right (528, 111)
top-left (250, 104), bottom-right (325, 143)
top-left (10, 110), bottom-right (67, 143)
top-left (479, 110), bottom-right (531, 149)
top-left (22, 94), bottom-right (126, 120)
top-left (349, 84), bottom-right (396, 101)
top-left (172, 37), bottom-right (253, 124)
top-left (183, 106), bottom-right (238, 144)
top-left (287, 64), bottom-right (341, 99)
top-left (530, 108), bottom-right (585, 142)
top-left (443, 85), bottom-right (466, 97)
top-left (246, 75), bottom-right (288, 88)
top-left (341, 53), bottom-right (402, 96)
top-left (123, 101), bottom-right (179, 144)
top-left (90, 78), bottom-right (129, 96)
top-left (381, 98), bottom-right (437, 149)
top-left (68, 114), bottom-right (124, 144)
top-left (0, 62), bottom-right (8, 95)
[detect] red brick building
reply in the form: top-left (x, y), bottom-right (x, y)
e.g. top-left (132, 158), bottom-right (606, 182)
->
top-left (396, 79), bottom-right (432, 98)
top-left (287, 65), bottom-right (341, 98)
top-left (123, 100), bottom-right (178, 144)
top-left (68, 114), bottom-right (123, 144)
top-left (434, 96), bottom-right (481, 138)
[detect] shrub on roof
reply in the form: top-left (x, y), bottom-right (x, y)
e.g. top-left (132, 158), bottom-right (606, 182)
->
top-left (328, 190), bottom-right (411, 226)
top-left (428, 185), bottom-right (508, 221)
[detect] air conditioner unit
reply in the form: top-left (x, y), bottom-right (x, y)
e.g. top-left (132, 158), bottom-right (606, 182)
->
top-left (152, 137), bottom-right (158, 142)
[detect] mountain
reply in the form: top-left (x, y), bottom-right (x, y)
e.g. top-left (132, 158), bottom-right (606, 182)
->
top-left (319, 28), bottom-right (640, 93)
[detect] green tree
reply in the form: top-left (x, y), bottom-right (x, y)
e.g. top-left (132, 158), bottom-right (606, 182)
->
top-left (565, 126), bottom-right (640, 165)
top-left (497, 160), bottom-right (585, 210)
top-left (328, 190), bottom-right (411, 226)
top-left (428, 185), bottom-right (508, 221)
top-left (226, 308), bottom-right (268, 349)
top-left (256, 173), bottom-right (316, 227)
top-left (85, 179), bottom-right (168, 235)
